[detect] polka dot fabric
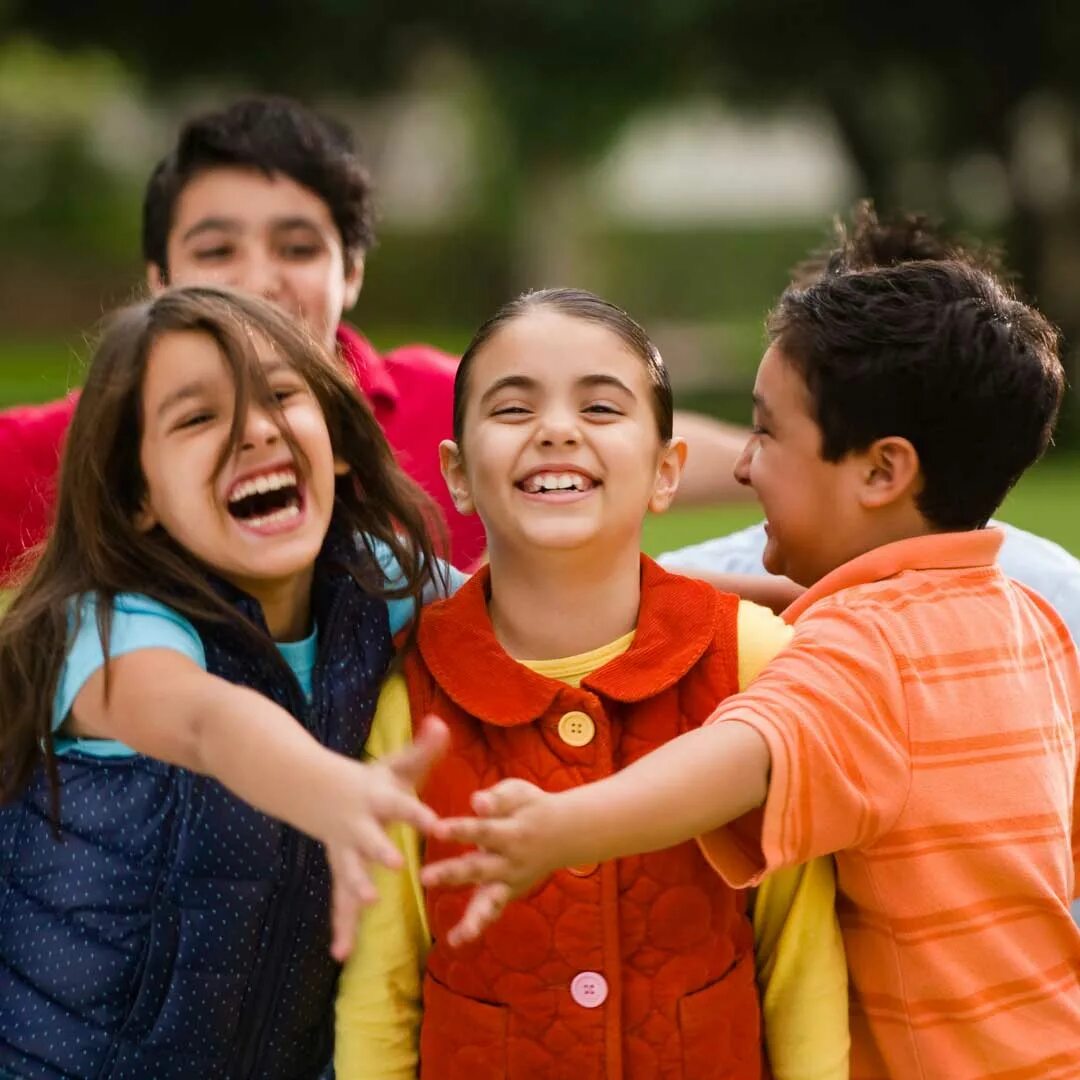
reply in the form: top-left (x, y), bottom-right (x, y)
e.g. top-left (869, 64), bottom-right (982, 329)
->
top-left (409, 558), bottom-right (764, 1080)
top-left (0, 533), bottom-right (392, 1079)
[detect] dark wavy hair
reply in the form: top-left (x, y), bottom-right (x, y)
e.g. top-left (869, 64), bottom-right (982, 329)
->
top-left (769, 260), bottom-right (1064, 531)
top-left (143, 96), bottom-right (376, 277)
top-left (0, 286), bottom-right (442, 812)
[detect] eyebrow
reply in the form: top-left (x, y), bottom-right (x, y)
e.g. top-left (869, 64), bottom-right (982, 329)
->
top-left (478, 375), bottom-right (539, 407)
top-left (180, 217), bottom-right (241, 244)
top-left (579, 373), bottom-right (635, 396)
top-left (180, 215), bottom-right (322, 245)
top-left (751, 392), bottom-right (774, 421)
top-left (156, 379), bottom-right (210, 420)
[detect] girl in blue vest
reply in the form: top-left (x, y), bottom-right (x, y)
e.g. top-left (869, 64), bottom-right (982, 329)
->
top-left (0, 286), bottom-right (455, 1080)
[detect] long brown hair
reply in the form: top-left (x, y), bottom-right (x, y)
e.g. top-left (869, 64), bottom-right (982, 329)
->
top-left (0, 286), bottom-right (445, 809)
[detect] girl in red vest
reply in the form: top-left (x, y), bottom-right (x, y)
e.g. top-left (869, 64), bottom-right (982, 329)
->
top-left (336, 289), bottom-right (849, 1079)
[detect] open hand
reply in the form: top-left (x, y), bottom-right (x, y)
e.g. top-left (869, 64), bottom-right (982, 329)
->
top-left (421, 777), bottom-right (557, 946)
top-left (323, 714), bottom-right (449, 960)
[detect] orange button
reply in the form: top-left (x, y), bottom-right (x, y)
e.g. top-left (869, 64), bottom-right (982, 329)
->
top-left (568, 862), bottom-right (598, 877)
top-left (557, 710), bottom-right (595, 747)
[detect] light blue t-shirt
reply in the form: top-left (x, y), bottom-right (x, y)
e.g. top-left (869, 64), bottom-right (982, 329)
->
top-left (54, 537), bottom-right (464, 758)
top-left (659, 518), bottom-right (1080, 643)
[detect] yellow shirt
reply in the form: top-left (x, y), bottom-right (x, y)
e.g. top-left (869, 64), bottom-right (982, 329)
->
top-left (337, 599), bottom-right (849, 1079)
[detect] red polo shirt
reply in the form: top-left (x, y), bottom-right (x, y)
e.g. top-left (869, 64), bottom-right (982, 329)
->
top-left (0, 326), bottom-right (486, 582)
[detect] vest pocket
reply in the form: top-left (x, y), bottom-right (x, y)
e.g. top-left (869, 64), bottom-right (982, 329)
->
top-left (419, 972), bottom-right (508, 1080)
top-left (678, 949), bottom-right (762, 1079)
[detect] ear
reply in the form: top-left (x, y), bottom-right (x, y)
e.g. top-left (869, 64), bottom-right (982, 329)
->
top-left (342, 253), bottom-right (365, 311)
top-left (857, 436), bottom-right (921, 509)
top-left (146, 262), bottom-right (167, 294)
top-left (648, 437), bottom-right (688, 514)
top-left (439, 439), bottom-right (475, 515)
top-left (134, 498), bottom-right (158, 534)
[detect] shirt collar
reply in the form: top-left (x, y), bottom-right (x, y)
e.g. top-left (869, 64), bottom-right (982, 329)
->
top-left (784, 527), bottom-right (1005, 623)
top-left (416, 555), bottom-right (725, 725)
top-left (335, 323), bottom-right (399, 408)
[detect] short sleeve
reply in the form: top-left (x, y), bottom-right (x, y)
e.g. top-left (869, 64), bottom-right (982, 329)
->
top-left (699, 600), bottom-right (912, 886)
top-left (368, 535), bottom-right (466, 635)
top-left (54, 593), bottom-right (205, 733)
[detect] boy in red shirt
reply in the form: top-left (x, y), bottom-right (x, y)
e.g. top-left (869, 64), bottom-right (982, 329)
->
top-left (0, 97), bottom-right (484, 573)
top-left (425, 260), bottom-right (1080, 1077)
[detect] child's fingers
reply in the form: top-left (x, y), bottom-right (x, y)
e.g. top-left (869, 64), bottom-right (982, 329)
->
top-left (356, 818), bottom-right (406, 870)
top-left (432, 814), bottom-right (513, 850)
top-left (446, 883), bottom-right (513, 947)
top-left (375, 786), bottom-right (440, 836)
top-left (420, 849), bottom-right (512, 889)
top-left (328, 852), bottom-right (377, 961)
top-left (384, 715), bottom-right (450, 787)
top-left (472, 777), bottom-right (539, 817)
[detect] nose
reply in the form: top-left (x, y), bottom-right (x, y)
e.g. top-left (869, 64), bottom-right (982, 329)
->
top-left (733, 435), bottom-right (755, 487)
top-left (237, 249), bottom-right (285, 303)
top-left (240, 403), bottom-right (282, 451)
top-left (537, 405), bottom-right (581, 447)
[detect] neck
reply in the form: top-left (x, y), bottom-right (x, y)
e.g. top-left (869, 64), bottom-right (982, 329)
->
top-left (486, 541), bottom-right (642, 661)
top-left (239, 568), bottom-right (315, 641)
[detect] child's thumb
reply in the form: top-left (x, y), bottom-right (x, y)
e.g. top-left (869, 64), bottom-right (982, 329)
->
top-left (386, 714), bottom-right (449, 786)
top-left (472, 778), bottom-right (538, 817)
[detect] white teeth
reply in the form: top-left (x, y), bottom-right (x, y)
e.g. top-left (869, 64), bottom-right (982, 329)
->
top-left (244, 503), bottom-right (301, 529)
top-left (523, 471), bottom-right (592, 493)
top-left (228, 468), bottom-right (297, 504)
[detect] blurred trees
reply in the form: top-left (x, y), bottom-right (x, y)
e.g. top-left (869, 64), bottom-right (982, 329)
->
top-left (6, 0), bottom-right (1080, 331)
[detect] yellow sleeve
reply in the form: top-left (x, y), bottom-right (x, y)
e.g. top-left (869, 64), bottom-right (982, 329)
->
top-left (335, 673), bottom-right (430, 1079)
top-left (737, 602), bottom-right (849, 1080)
top-left (735, 599), bottom-right (793, 689)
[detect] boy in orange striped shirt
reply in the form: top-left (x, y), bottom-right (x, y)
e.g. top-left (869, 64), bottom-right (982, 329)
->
top-left (424, 260), bottom-right (1080, 1078)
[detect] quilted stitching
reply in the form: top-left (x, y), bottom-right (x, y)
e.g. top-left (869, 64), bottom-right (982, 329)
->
top-left (409, 559), bottom-right (764, 1080)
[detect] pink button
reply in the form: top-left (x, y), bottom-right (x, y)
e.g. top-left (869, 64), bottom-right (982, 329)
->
top-left (569, 971), bottom-right (608, 1008)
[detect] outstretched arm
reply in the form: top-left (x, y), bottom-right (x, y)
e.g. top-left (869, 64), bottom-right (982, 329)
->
top-left (671, 410), bottom-right (755, 505)
top-left (422, 719), bottom-right (770, 945)
top-left (70, 648), bottom-right (447, 959)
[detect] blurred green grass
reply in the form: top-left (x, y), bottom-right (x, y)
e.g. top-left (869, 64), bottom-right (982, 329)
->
top-left (3, 338), bottom-right (1078, 560)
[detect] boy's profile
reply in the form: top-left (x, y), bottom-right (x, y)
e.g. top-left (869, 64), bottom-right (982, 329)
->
top-left (425, 260), bottom-right (1080, 1076)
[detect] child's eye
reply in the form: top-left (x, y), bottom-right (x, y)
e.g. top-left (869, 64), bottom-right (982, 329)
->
top-left (175, 410), bottom-right (215, 431)
top-left (281, 243), bottom-right (321, 260)
top-left (492, 405), bottom-right (531, 418)
top-left (192, 246), bottom-right (233, 262)
top-left (274, 387), bottom-right (299, 403)
top-left (584, 403), bottom-right (621, 416)
top-left (750, 424), bottom-right (770, 437)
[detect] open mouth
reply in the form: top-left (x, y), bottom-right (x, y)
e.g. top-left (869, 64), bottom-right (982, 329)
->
top-left (226, 467), bottom-right (303, 528)
top-left (518, 471), bottom-right (598, 495)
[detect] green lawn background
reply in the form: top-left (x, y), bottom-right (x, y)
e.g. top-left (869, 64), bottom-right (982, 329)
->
top-left (4, 338), bottom-right (1076, 560)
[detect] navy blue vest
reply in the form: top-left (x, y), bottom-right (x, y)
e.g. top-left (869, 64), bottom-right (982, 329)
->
top-left (0, 542), bottom-right (392, 1079)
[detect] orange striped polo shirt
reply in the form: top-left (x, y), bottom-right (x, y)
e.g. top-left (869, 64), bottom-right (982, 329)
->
top-left (700, 529), bottom-right (1080, 1079)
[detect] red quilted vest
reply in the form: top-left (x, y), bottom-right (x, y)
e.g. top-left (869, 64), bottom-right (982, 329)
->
top-left (406, 556), bottom-right (763, 1080)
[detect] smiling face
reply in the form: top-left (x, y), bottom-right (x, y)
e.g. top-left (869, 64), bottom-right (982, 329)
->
top-left (734, 343), bottom-right (866, 585)
top-left (149, 166), bottom-right (362, 352)
top-left (441, 309), bottom-right (684, 561)
top-left (137, 328), bottom-right (342, 617)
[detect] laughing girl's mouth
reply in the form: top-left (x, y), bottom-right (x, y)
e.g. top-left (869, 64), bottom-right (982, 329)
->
top-left (227, 467), bottom-right (302, 526)
top-left (518, 471), bottom-right (599, 494)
